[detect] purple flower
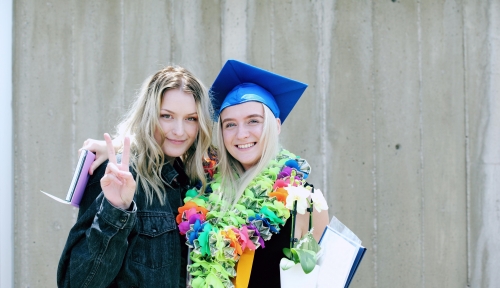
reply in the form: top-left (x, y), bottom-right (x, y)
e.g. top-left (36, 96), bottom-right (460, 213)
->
top-left (277, 167), bottom-right (292, 179)
top-left (247, 223), bottom-right (265, 248)
top-left (179, 213), bottom-right (205, 236)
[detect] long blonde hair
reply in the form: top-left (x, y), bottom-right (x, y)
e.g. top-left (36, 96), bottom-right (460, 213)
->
top-left (214, 103), bottom-right (280, 207)
top-left (116, 66), bottom-right (213, 205)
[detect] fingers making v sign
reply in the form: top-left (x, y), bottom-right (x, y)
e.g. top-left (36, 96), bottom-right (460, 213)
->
top-left (100, 133), bottom-right (136, 210)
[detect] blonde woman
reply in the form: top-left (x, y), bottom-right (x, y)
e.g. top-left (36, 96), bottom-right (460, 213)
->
top-left (57, 65), bottom-right (213, 288)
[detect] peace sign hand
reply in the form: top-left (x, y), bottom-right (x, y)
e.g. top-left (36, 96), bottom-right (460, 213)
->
top-left (100, 133), bottom-right (136, 210)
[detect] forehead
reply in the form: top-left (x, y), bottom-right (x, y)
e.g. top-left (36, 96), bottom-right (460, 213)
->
top-left (161, 89), bottom-right (196, 111)
top-left (220, 101), bottom-right (264, 119)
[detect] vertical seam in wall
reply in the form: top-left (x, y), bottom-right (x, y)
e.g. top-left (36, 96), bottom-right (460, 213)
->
top-left (370, 1), bottom-right (378, 286)
top-left (461, 0), bottom-right (471, 285)
top-left (220, 0), bottom-right (224, 64)
top-left (170, 0), bottom-right (174, 63)
top-left (319, 1), bottom-right (326, 197)
top-left (417, 1), bottom-right (426, 287)
top-left (318, 0), bottom-right (328, 200)
top-left (370, 8), bottom-right (378, 288)
top-left (245, 0), bottom-right (248, 62)
top-left (121, 0), bottom-right (124, 110)
top-left (20, 2), bottom-right (29, 285)
top-left (71, 0), bottom-right (77, 221)
top-left (270, 1), bottom-right (275, 70)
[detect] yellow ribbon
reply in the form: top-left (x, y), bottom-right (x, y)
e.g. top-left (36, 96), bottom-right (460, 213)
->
top-left (232, 248), bottom-right (255, 288)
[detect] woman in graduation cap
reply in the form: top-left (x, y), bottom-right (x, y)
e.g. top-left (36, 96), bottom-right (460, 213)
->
top-left (57, 65), bottom-right (214, 288)
top-left (177, 60), bottom-right (330, 287)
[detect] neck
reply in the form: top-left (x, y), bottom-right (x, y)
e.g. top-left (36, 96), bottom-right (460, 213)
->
top-left (165, 155), bottom-right (177, 165)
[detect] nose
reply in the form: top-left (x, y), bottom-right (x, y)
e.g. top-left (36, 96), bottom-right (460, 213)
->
top-left (236, 126), bottom-right (249, 139)
top-left (172, 119), bottom-right (185, 136)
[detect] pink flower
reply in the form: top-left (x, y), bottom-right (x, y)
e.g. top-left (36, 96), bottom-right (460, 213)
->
top-left (273, 179), bottom-right (288, 190)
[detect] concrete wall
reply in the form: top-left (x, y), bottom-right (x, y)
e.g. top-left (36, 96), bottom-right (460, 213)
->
top-left (12, 0), bottom-right (499, 287)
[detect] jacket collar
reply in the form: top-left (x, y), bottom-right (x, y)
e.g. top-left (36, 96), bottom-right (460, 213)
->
top-left (161, 157), bottom-right (189, 187)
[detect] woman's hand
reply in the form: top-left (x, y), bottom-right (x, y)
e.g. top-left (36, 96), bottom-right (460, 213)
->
top-left (81, 137), bottom-right (122, 175)
top-left (100, 133), bottom-right (136, 210)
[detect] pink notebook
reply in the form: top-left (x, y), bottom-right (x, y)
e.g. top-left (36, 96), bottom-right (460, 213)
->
top-left (41, 150), bottom-right (95, 207)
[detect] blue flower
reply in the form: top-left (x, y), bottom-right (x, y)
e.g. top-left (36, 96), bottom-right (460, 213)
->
top-left (188, 219), bottom-right (204, 245)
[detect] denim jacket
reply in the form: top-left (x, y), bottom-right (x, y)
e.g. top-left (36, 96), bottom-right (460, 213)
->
top-left (57, 158), bottom-right (189, 288)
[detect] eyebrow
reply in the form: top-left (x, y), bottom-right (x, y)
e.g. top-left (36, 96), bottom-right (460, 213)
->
top-left (221, 114), bottom-right (264, 124)
top-left (160, 109), bottom-right (198, 116)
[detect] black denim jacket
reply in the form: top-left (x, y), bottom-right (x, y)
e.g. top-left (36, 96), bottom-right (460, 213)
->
top-left (57, 158), bottom-right (189, 288)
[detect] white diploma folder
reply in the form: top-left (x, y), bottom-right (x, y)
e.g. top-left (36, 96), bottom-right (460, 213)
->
top-left (316, 216), bottom-right (366, 288)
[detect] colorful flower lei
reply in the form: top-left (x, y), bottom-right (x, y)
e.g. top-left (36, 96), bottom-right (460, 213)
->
top-left (176, 149), bottom-right (312, 288)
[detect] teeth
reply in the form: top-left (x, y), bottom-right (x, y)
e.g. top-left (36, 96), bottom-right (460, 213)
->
top-left (238, 143), bottom-right (255, 149)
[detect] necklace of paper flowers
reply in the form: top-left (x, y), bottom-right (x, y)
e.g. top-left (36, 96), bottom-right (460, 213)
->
top-left (176, 149), bottom-right (328, 288)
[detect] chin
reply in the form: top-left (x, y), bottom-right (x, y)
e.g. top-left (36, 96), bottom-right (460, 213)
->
top-left (163, 147), bottom-right (188, 158)
top-left (237, 158), bottom-right (258, 168)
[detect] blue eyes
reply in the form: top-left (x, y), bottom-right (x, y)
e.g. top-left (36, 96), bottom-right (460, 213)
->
top-left (224, 119), bottom-right (260, 129)
top-left (160, 114), bottom-right (198, 121)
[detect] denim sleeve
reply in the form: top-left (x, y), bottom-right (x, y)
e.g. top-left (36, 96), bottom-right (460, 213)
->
top-left (57, 163), bottom-right (137, 288)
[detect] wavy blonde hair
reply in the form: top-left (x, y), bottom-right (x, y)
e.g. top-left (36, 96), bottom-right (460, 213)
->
top-left (214, 103), bottom-right (281, 207)
top-left (116, 66), bottom-right (213, 205)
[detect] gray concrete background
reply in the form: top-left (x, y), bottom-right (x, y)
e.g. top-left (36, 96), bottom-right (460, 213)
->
top-left (11, 0), bottom-right (500, 287)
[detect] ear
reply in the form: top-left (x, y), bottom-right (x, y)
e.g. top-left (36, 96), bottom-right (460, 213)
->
top-left (276, 118), bottom-right (282, 135)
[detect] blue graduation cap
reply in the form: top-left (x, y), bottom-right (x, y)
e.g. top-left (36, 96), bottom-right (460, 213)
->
top-left (210, 60), bottom-right (308, 124)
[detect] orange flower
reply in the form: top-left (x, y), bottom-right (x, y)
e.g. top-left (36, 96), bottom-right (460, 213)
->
top-left (203, 158), bottom-right (217, 178)
top-left (222, 229), bottom-right (242, 258)
top-left (268, 187), bottom-right (289, 204)
top-left (176, 201), bottom-right (208, 224)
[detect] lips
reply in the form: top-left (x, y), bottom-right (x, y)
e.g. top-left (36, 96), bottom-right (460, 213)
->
top-left (167, 138), bottom-right (186, 145)
top-left (237, 143), bottom-right (255, 149)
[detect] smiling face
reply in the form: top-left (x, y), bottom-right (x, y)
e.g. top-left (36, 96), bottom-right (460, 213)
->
top-left (220, 101), bottom-right (280, 171)
top-left (154, 89), bottom-right (199, 158)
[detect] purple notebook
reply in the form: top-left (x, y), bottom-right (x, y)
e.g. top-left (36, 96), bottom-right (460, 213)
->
top-left (66, 150), bottom-right (96, 207)
top-left (41, 150), bottom-right (95, 207)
